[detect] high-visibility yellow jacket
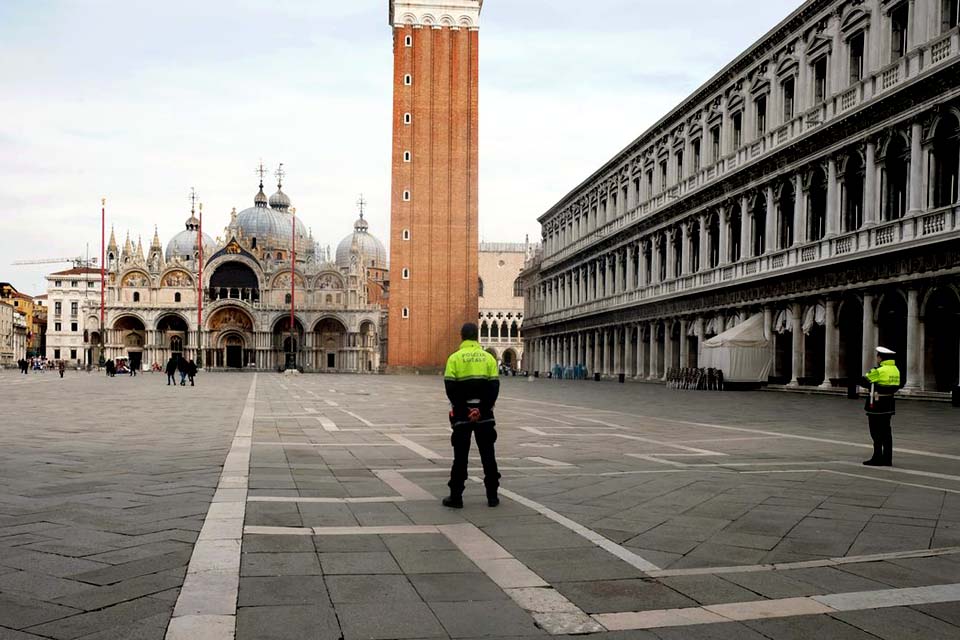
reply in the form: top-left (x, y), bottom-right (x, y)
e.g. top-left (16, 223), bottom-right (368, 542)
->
top-left (860, 359), bottom-right (901, 415)
top-left (444, 340), bottom-right (499, 426)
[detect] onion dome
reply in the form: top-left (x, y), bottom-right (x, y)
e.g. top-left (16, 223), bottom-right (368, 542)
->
top-left (336, 212), bottom-right (388, 269)
top-left (165, 212), bottom-right (216, 261)
top-left (254, 181), bottom-right (268, 208)
top-left (269, 187), bottom-right (291, 211)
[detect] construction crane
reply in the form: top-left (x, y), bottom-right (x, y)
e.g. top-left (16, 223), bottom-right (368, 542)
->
top-left (11, 257), bottom-right (98, 267)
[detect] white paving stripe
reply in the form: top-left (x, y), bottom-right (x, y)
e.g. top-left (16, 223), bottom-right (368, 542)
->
top-left (248, 496), bottom-right (408, 503)
top-left (525, 456), bottom-right (575, 467)
top-left (593, 583), bottom-right (960, 631)
top-left (324, 399), bottom-right (338, 407)
top-left (316, 416), bottom-right (339, 431)
top-left (373, 469), bottom-right (436, 500)
top-left (501, 396), bottom-right (960, 462)
top-left (385, 433), bottom-right (443, 459)
top-left (166, 374), bottom-right (257, 640)
top-left (338, 408), bottom-right (374, 426)
top-left (486, 481), bottom-right (661, 572)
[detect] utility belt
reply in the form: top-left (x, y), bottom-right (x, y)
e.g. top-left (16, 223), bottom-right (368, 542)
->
top-left (449, 399), bottom-right (494, 428)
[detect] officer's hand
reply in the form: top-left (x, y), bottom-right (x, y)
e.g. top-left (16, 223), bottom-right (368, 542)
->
top-left (468, 408), bottom-right (481, 423)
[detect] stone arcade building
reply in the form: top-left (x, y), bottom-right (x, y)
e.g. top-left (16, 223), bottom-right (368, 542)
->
top-left (522, 0), bottom-right (960, 395)
top-left (87, 173), bottom-right (388, 372)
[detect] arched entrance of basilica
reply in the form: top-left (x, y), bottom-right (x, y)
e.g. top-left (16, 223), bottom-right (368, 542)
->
top-left (156, 313), bottom-right (189, 366)
top-left (314, 318), bottom-right (346, 371)
top-left (207, 307), bottom-right (255, 369)
top-left (113, 316), bottom-right (146, 371)
top-left (273, 317), bottom-right (305, 370)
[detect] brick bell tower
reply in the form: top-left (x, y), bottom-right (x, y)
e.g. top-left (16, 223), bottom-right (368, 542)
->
top-left (387, 0), bottom-right (482, 372)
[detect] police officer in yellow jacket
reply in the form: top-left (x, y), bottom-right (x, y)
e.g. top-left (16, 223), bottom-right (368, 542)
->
top-left (442, 323), bottom-right (501, 509)
top-left (859, 346), bottom-right (901, 466)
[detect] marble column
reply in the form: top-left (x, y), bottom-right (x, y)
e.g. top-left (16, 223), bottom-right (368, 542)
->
top-left (789, 302), bottom-right (803, 386)
top-left (698, 213), bottom-right (709, 271)
top-left (740, 195), bottom-right (751, 259)
top-left (679, 319), bottom-right (689, 369)
top-left (624, 326), bottom-right (633, 377)
top-left (826, 157), bottom-right (839, 238)
top-left (648, 321), bottom-right (658, 380)
top-left (909, 121), bottom-right (923, 215)
top-left (613, 327), bottom-right (622, 374)
top-left (793, 174), bottom-right (806, 245)
top-left (718, 205), bottom-right (729, 266)
top-left (626, 244), bottom-right (635, 291)
top-left (905, 288), bottom-right (921, 389)
top-left (680, 223), bottom-right (690, 276)
top-left (651, 236), bottom-right (661, 283)
top-left (636, 324), bottom-right (646, 378)
top-left (666, 230), bottom-right (677, 280)
top-left (765, 185), bottom-right (776, 253)
top-left (821, 298), bottom-right (839, 388)
top-left (602, 328), bottom-right (611, 375)
top-left (614, 251), bottom-right (624, 294)
top-left (663, 322), bottom-right (674, 379)
top-left (864, 141), bottom-right (878, 227)
top-left (594, 330), bottom-right (602, 375)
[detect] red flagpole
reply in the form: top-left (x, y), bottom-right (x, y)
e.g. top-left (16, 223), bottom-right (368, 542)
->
top-left (289, 209), bottom-right (296, 368)
top-left (99, 198), bottom-right (105, 364)
top-left (197, 203), bottom-right (204, 368)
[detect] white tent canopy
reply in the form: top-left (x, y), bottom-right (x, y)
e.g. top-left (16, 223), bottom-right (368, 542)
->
top-left (700, 313), bottom-right (773, 383)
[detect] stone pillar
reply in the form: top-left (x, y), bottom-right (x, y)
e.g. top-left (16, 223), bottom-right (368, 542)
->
top-left (793, 174), bottom-right (805, 245)
top-left (624, 326), bottom-right (633, 377)
top-left (663, 322), bottom-right (673, 379)
top-left (585, 335), bottom-right (593, 374)
top-left (666, 230), bottom-right (677, 280)
top-left (626, 244), bottom-right (635, 291)
top-left (789, 303), bottom-right (803, 386)
top-left (740, 195), bottom-right (751, 259)
top-left (637, 240), bottom-right (652, 288)
top-left (679, 319), bottom-right (689, 368)
top-left (909, 121), bottom-right (923, 215)
top-left (614, 251), bottom-right (624, 294)
top-left (826, 157), bottom-right (839, 238)
top-left (613, 327), bottom-right (622, 374)
top-left (651, 235), bottom-right (661, 283)
top-left (765, 185), bottom-right (776, 253)
top-left (905, 288), bottom-right (921, 389)
top-left (602, 328), bottom-right (611, 375)
top-left (698, 213), bottom-right (709, 271)
top-left (648, 321), bottom-right (658, 379)
top-left (864, 141), bottom-right (878, 227)
top-left (718, 205), bottom-right (729, 266)
top-left (680, 223), bottom-right (690, 276)
top-left (594, 330), bottom-right (602, 375)
top-left (695, 316), bottom-right (706, 367)
top-left (636, 324), bottom-right (646, 378)
top-left (821, 299), bottom-right (839, 388)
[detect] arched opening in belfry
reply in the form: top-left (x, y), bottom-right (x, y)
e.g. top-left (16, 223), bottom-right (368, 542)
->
top-left (209, 261), bottom-right (260, 302)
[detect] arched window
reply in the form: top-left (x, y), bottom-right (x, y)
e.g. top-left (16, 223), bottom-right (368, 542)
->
top-left (729, 206), bottom-right (743, 262)
top-left (512, 278), bottom-right (522, 297)
top-left (480, 321), bottom-right (489, 338)
top-left (843, 153), bottom-right (865, 232)
top-left (510, 322), bottom-right (519, 338)
top-left (491, 322), bottom-right (500, 338)
top-left (170, 336), bottom-right (183, 353)
top-left (285, 293), bottom-right (292, 304)
top-left (778, 183), bottom-right (795, 249)
top-left (883, 135), bottom-right (909, 220)
top-left (478, 278), bottom-right (484, 297)
top-left (808, 167), bottom-right (828, 240)
top-left (174, 292), bottom-right (182, 303)
top-left (133, 292), bottom-right (140, 302)
top-left (931, 114), bottom-right (960, 208)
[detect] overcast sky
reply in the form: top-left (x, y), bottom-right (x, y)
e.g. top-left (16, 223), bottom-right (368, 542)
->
top-left (1, 0), bottom-right (800, 295)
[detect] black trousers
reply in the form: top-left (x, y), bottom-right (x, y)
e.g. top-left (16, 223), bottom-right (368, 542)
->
top-left (448, 423), bottom-right (501, 497)
top-left (867, 414), bottom-right (893, 463)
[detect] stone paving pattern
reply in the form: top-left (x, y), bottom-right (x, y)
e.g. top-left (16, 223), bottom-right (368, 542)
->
top-left (1, 370), bottom-right (959, 638)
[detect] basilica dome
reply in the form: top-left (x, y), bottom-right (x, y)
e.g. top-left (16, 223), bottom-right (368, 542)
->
top-left (336, 214), bottom-right (388, 270)
top-left (165, 214), bottom-right (216, 262)
top-left (235, 183), bottom-right (308, 253)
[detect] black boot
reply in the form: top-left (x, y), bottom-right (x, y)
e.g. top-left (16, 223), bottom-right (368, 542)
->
top-left (487, 494), bottom-right (499, 508)
top-left (442, 496), bottom-right (463, 509)
top-left (863, 459), bottom-right (883, 466)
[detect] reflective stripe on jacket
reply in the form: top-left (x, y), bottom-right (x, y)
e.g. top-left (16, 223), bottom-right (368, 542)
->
top-left (444, 340), bottom-right (500, 425)
top-left (860, 359), bottom-right (901, 415)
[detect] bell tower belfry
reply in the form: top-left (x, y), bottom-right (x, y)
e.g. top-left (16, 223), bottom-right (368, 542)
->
top-left (386, 0), bottom-right (483, 371)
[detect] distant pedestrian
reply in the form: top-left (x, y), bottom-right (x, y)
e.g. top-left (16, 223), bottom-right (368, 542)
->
top-left (859, 346), bottom-right (901, 466)
top-left (130, 360), bottom-right (137, 377)
top-left (105, 359), bottom-right (115, 377)
top-left (57, 360), bottom-right (65, 378)
top-left (177, 357), bottom-right (188, 386)
top-left (186, 359), bottom-right (197, 386)
top-left (165, 357), bottom-right (177, 386)
top-left (442, 322), bottom-right (501, 509)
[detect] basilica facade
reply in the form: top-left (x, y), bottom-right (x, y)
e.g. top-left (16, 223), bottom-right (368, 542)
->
top-left (86, 173), bottom-right (389, 372)
top-left (522, 0), bottom-right (960, 396)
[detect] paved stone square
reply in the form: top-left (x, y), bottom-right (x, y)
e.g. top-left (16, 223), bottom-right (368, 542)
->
top-left (2, 370), bottom-right (959, 639)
